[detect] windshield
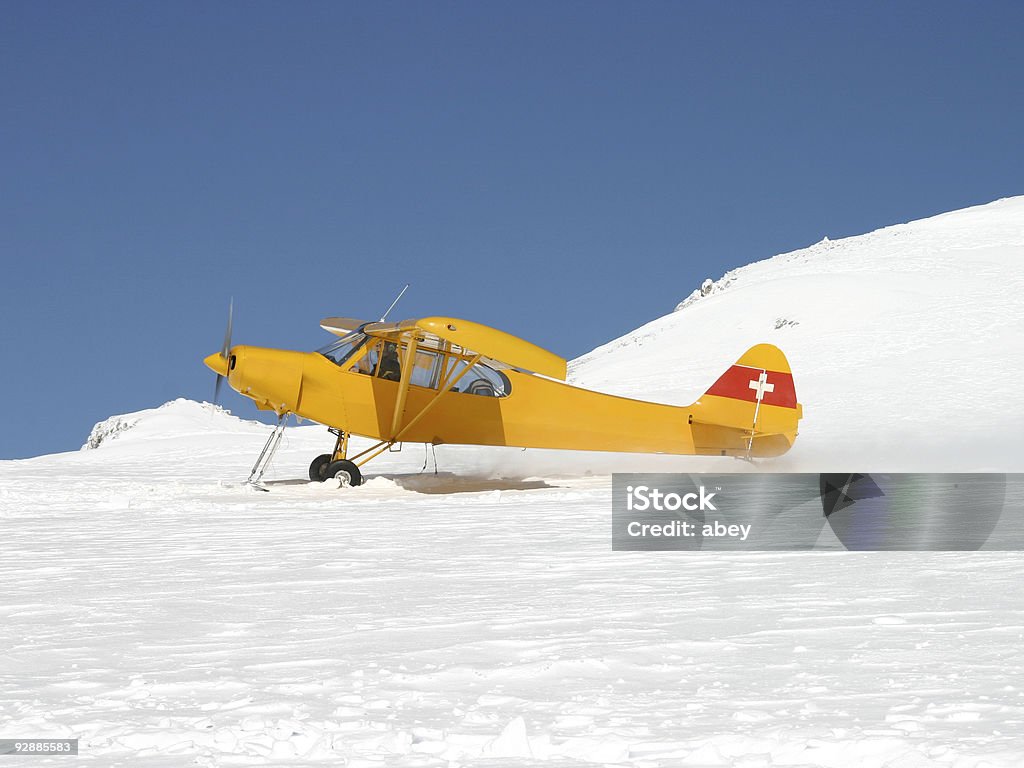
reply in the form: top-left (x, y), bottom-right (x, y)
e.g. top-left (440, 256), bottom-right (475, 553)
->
top-left (317, 332), bottom-right (367, 366)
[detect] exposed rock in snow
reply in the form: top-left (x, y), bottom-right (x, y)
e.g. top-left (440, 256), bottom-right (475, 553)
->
top-left (674, 269), bottom-right (741, 311)
top-left (82, 414), bottom-right (140, 450)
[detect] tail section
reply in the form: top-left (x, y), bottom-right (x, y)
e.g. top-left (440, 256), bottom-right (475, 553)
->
top-left (689, 343), bottom-right (803, 458)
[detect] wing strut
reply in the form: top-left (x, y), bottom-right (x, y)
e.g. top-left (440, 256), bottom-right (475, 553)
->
top-left (390, 333), bottom-right (419, 437)
top-left (393, 352), bottom-right (481, 442)
top-left (347, 351), bottom-right (483, 470)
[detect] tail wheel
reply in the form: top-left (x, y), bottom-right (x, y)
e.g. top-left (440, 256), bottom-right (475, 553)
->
top-left (326, 459), bottom-right (363, 487)
top-left (308, 454), bottom-right (333, 482)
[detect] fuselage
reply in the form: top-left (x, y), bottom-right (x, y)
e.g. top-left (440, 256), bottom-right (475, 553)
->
top-left (205, 339), bottom-right (798, 458)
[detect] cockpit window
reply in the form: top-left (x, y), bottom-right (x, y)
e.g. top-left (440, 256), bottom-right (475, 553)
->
top-left (321, 332), bottom-right (510, 397)
top-left (448, 359), bottom-right (511, 397)
top-left (350, 338), bottom-right (382, 376)
top-left (317, 332), bottom-right (367, 367)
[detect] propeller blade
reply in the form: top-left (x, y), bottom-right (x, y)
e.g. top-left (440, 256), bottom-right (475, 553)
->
top-left (221, 298), bottom-right (234, 359)
top-left (213, 298), bottom-right (233, 406)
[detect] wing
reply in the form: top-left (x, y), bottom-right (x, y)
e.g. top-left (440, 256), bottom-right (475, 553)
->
top-left (360, 316), bottom-right (567, 380)
top-left (320, 317), bottom-right (371, 336)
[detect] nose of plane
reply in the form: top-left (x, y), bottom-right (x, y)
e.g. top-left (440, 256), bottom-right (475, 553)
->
top-left (204, 351), bottom-right (231, 377)
top-left (204, 345), bottom-right (306, 415)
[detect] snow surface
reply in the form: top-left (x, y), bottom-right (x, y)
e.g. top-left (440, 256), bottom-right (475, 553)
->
top-left (3, 198), bottom-right (1024, 766)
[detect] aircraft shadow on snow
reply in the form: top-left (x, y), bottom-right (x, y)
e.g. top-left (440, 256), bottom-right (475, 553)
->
top-left (262, 472), bottom-right (558, 495)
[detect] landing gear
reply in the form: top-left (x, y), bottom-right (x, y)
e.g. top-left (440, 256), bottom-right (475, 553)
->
top-left (309, 428), bottom-right (364, 486)
top-left (244, 420), bottom-right (366, 488)
top-left (247, 413), bottom-right (288, 487)
top-left (325, 459), bottom-right (362, 487)
top-left (308, 454), bottom-right (333, 482)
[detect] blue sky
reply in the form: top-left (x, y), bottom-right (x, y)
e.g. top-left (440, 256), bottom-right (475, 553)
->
top-left (2, 1), bottom-right (1022, 459)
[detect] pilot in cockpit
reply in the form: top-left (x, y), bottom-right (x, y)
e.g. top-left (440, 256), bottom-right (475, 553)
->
top-left (377, 342), bottom-right (401, 381)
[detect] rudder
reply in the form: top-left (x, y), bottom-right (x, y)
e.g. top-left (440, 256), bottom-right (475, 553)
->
top-left (689, 343), bottom-right (802, 458)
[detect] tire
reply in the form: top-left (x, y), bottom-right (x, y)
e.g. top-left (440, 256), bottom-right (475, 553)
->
top-left (325, 459), bottom-right (363, 487)
top-left (309, 454), bottom-right (333, 482)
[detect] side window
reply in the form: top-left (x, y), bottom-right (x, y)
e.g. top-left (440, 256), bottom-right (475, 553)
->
top-left (349, 339), bottom-right (382, 375)
top-left (448, 360), bottom-right (511, 397)
top-left (340, 339), bottom-right (510, 398)
top-left (409, 348), bottom-right (442, 389)
top-left (348, 340), bottom-right (414, 384)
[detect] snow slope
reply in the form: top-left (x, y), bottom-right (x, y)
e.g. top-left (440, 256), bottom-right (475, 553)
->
top-left (2, 198), bottom-right (1024, 766)
top-left (571, 196), bottom-right (1024, 471)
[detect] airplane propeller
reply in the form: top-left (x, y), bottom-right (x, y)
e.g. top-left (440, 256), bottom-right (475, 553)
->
top-left (213, 299), bottom-right (233, 405)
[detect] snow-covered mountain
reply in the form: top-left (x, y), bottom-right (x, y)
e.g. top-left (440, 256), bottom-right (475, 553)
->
top-left (3, 198), bottom-right (1023, 767)
top-left (570, 196), bottom-right (1024, 471)
top-left (81, 400), bottom-right (258, 450)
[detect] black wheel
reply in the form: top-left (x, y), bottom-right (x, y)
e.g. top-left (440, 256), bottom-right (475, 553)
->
top-left (309, 453), bottom-right (333, 482)
top-left (325, 459), bottom-right (363, 487)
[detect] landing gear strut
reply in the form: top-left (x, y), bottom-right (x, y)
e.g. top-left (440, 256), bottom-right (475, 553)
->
top-left (247, 413), bottom-right (288, 487)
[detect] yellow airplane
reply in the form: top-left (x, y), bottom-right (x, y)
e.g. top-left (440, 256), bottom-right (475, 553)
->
top-left (204, 304), bottom-right (802, 486)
